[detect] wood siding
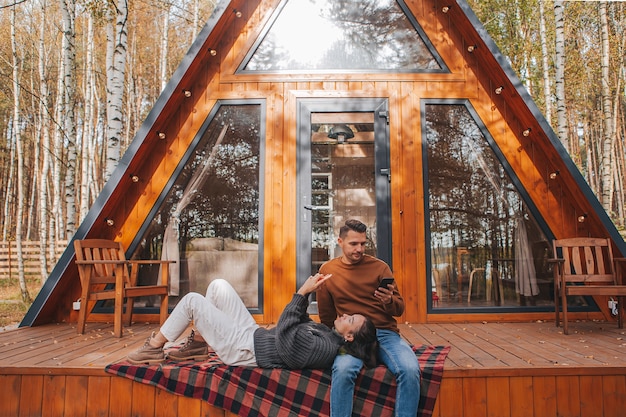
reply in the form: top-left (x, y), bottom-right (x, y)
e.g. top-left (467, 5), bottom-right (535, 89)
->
top-left (30, 0), bottom-right (624, 327)
top-left (2, 372), bottom-right (624, 417)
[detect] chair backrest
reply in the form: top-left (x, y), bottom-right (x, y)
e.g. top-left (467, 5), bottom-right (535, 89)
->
top-left (552, 237), bottom-right (616, 285)
top-left (74, 239), bottom-right (128, 285)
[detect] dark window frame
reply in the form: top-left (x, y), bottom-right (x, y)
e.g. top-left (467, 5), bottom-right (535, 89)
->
top-left (125, 99), bottom-right (267, 315)
top-left (421, 99), bottom-right (562, 314)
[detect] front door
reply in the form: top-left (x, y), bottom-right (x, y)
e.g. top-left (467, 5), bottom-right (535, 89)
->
top-left (296, 98), bottom-right (392, 295)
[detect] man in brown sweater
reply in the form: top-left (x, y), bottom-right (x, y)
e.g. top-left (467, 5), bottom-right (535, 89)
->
top-left (317, 219), bottom-right (421, 417)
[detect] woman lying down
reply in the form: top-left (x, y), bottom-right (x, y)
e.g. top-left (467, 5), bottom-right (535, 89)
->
top-left (127, 274), bottom-right (378, 370)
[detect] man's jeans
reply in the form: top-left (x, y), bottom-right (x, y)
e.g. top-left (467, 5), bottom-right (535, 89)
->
top-left (330, 329), bottom-right (421, 417)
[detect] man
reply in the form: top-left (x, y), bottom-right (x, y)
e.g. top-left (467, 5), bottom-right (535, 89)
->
top-left (317, 219), bottom-right (420, 417)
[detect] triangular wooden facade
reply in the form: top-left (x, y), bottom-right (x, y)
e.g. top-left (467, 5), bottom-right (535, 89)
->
top-left (22, 0), bottom-right (626, 328)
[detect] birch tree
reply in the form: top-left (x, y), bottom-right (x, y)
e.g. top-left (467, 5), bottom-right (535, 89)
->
top-left (105, 0), bottom-right (129, 180)
top-left (80, 12), bottom-right (97, 220)
top-left (160, 1), bottom-right (170, 92)
top-left (554, 1), bottom-right (569, 150)
top-left (613, 3), bottom-right (626, 226)
top-left (539, 0), bottom-right (552, 123)
top-left (38, 0), bottom-right (52, 278)
top-left (599, 2), bottom-right (613, 212)
top-left (10, 3), bottom-right (29, 302)
top-left (51, 51), bottom-right (64, 254)
top-left (2, 131), bottom-right (14, 241)
top-left (61, 0), bottom-right (77, 238)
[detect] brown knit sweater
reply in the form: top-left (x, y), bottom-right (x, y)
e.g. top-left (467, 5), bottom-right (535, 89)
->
top-left (317, 255), bottom-right (404, 333)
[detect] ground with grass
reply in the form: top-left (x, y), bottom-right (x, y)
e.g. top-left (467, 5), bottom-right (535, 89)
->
top-left (0, 277), bottom-right (41, 330)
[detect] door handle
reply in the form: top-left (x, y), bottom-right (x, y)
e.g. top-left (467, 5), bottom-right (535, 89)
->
top-left (380, 168), bottom-right (391, 182)
top-left (304, 205), bottom-right (331, 211)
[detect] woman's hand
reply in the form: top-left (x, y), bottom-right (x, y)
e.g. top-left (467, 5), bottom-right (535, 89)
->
top-left (297, 273), bottom-right (332, 296)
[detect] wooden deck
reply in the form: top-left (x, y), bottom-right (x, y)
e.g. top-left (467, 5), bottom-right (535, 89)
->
top-left (1, 320), bottom-right (625, 416)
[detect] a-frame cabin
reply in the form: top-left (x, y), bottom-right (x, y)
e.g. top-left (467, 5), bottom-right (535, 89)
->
top-left (22, 0), bottom-right (625, 329)
top-left (5, 1), bottom-right (626, 416)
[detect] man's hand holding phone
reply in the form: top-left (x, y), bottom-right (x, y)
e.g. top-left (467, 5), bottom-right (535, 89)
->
top-left (374, 277), bottom-right (394, 305)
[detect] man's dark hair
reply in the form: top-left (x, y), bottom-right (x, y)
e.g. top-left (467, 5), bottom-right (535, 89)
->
top-left (339, 219), bottom-right (367, 238)
top-left (343, 317), bottom-right (379, 369)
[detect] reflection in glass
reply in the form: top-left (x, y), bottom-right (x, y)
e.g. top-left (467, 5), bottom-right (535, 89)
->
top-left (425, 103), bottom-right (559, 310)
top-left (132, 105), bottom-right (262, 309)
top-left (244, 0), bottom-right (442, 72)
top-left (309, 117), bottom-right (377, 276)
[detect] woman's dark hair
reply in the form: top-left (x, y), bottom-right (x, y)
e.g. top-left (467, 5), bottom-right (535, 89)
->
top-left (343, 317), bottom-right (379, 369)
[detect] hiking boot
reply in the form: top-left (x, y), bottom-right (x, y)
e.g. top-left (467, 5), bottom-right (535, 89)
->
top-left (167, 329), bottom-right (209, 361)
top-left (127, 332), bottom-right (166, 365)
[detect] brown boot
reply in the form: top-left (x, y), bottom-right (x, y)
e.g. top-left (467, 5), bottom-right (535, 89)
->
top-left (127, 332), bottom-right (166, 365)
top-left (167, 329), bottom-right (209, 361)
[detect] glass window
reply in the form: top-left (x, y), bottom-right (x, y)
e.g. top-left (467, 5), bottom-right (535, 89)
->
top-left (424, 103), bottom-right (559, 311)
top-left (131, 104), bottom-right (263, 311)
top-left (242, 0), bottom-right (444, 72)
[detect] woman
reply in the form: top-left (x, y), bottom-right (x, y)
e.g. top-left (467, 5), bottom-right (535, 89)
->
top-left (127, 274), bottom-right (378, 369)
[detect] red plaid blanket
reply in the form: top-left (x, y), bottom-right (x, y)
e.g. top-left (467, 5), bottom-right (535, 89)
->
top-left (105, 344), bottom-right (450, 417)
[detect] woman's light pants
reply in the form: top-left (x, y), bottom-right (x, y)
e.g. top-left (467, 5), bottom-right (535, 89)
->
top-left (159, 279), bottom-right (259, 366)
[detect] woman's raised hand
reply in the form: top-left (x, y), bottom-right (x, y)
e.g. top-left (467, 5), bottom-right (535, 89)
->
top-left (297, 273), bottom-right (332, 296)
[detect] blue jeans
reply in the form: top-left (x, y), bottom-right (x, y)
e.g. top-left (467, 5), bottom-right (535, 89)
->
top-left (330, 329), bottom-right (421, 417)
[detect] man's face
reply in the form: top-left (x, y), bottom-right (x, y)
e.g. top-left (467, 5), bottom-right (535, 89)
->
top-left (338, 230), bottom-right (368, 264)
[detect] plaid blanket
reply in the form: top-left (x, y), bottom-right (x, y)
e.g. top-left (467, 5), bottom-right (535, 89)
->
top-left (105, 344), bottom-right (450, 417)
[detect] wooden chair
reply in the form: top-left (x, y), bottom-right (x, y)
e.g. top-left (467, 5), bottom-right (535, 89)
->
top-left (74, 239), bottom-right (174, 337)
top-left (551, 237), bottom-right (626, 334)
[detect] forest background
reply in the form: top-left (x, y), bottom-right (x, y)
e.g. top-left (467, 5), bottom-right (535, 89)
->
top-left (0, 0), bottom-right (624, 313)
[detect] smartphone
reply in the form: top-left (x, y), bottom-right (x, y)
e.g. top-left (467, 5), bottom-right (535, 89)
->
top-left (378, 278), bottom-right (394, 290)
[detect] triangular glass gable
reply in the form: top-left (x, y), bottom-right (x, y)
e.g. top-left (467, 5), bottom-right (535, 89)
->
top-left (129, 102), bottom-right (265, 313)
top-left (240, 0), bottom-right (447, 72)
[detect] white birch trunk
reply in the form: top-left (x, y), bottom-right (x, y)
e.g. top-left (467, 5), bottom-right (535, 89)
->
top-left (160, 4), bottom-right (170, 92)
top-left (192, 0), bottom-right (200, 43)
top-left (51, 50), bottom-right (64, 254)
top-left (80, 14), bottom-right (96, 221)
top-left (11, 4), bottom-right (30, 302)
top-left (61, 0), bottom-right (77, 238)
top-left (599, 2), bottom-right (614, 213)
top-left (613, 10), bottom-right (625, 226)
top-left (614, 139), bottom-right (625, 226)
top-left (554, 1), bottom-right (569, 150)
top-left (2, 124), bottom-right (14, 242)
top-left (105, 0), bottom-right (129, 180)
top-left (539, 0), bottom-right (552, 124)
top-left (38, 0), bottom-right (51, 279)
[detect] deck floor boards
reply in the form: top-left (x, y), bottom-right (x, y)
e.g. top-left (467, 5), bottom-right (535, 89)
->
top-left (399, 320), bottom-right (626, 375)
top-left (1, 320), bottom-right (625, 376)
top-left (1, 320), bottom-right (626, 417)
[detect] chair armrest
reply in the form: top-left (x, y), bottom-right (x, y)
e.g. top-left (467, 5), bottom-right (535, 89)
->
top-left (547, 258), bottom-right (565, 285)
top-left (75, 260), bottom-right (127, 265)
top-left (127, 260), bottom-right (176, 265)
top-left (614, 258), bottom-right (626, 285)
top-left (127, 260), bottom-right (175, 286)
